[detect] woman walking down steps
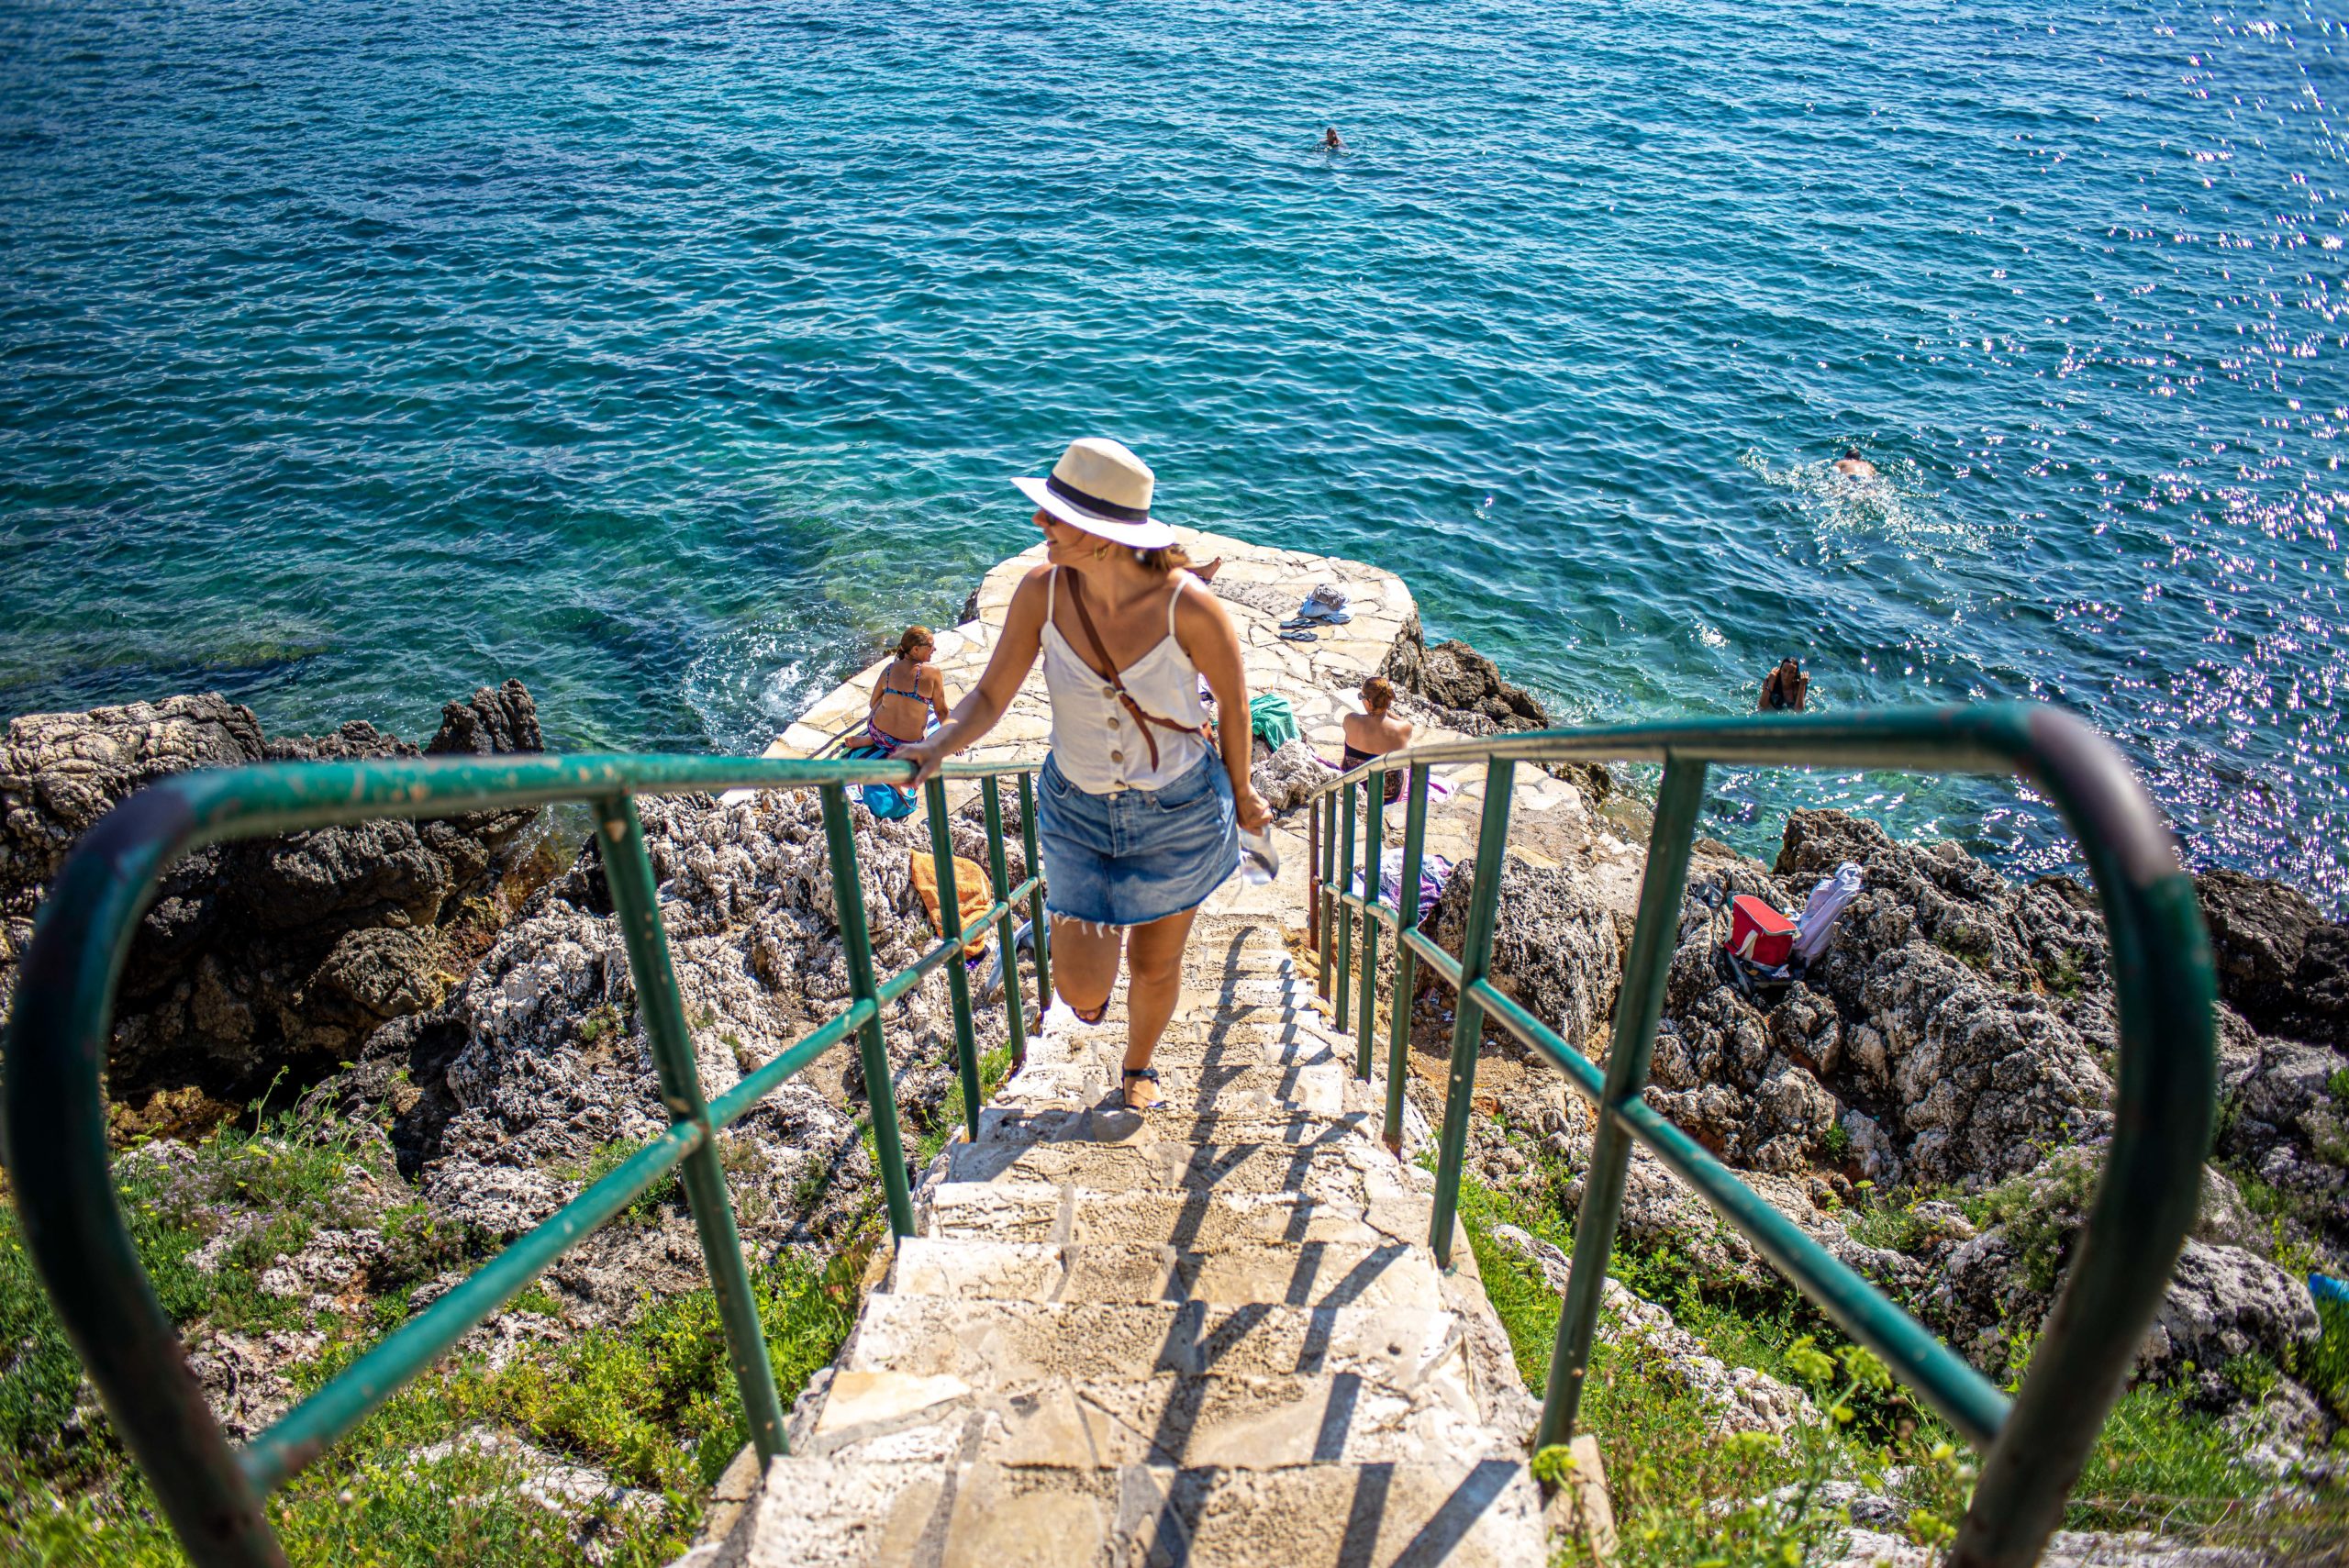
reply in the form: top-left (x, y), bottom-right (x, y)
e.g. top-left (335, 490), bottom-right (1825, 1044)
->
top-left (899, 438), bottom-right (1274, 1112)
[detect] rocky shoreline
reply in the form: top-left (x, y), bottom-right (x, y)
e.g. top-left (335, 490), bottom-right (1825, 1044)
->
top-left (2, 570), bottom-right (2343, 1560)
top-left (1370, 632), bottom-right (2344, 1463)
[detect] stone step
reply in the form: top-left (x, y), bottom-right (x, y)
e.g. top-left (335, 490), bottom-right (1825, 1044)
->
top-left (1020, 1018), bottom-right (1355, 1070)
top-left (915, 1182), bottom-right (1440, 1252)
top-left (991, 1061), bottom-right (1362, 1121)
top-left (938, 1129), bottom-right (1390, 1201)
top-left (801, 1369), bottom-right (1499, 1469)
top-left (975, 1107), bottom-right (1379, 1157)
top-left (841, 1296), bottom-right (1467, 1387)
top-left (883, 1237), bottom-right (1445, 1311)
top-left (1028, 1002), bottom-right (1352, 1052)
top-left (715, 1455), bottom-right (1545, 1566)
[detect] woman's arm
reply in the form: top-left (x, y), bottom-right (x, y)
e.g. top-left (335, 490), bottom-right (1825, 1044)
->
top-left (1176, 579), bottom-right (1272, 830)
top-left (896, 568), bottom-right (1050, 786)
top-left (925, 666), bottom-right (952, 728)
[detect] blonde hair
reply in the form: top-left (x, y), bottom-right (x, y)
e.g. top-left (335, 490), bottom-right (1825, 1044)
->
top-left (1361, 677), bottom-right (1396, 713)
top-left (896, 626), bottom-right (933, 659)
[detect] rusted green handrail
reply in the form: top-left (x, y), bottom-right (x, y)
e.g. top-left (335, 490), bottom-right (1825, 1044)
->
top-left (1307, 704), bottom-right (2214, 1568)
top-left (2, 750), bottom-right (1046, 1568)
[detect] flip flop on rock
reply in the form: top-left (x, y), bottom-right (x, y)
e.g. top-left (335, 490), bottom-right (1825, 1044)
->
top-left (1278, 629), bottom-right (1318, 642)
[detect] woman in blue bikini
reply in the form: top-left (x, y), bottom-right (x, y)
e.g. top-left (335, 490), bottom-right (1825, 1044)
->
top-left (867, 626), bottom-right (951, 754)
top-left (899, 438), bottom-right (1272, 1111)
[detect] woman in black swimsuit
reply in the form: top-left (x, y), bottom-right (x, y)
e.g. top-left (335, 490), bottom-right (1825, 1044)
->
top-left (1340, 677), bottom-right (1413, 804)
top-left (1758, 657), bottom-right (1808, 713)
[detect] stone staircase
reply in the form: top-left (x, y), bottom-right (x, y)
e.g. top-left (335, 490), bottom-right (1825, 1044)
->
top-left (689, 912), bottom-right (1555, 1566)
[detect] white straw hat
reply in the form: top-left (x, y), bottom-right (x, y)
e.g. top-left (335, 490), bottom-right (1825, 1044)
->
top-left (1012, 437), bottom-right (1178, 549)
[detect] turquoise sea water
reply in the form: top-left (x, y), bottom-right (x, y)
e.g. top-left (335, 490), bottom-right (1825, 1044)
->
top-left (3, 0), bottom-right (2343, 905)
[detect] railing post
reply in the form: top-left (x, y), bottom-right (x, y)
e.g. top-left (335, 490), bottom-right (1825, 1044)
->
top-left (1307, 789), bottom-right (1321, 959)
top-left (595, 793), bottom-right (788, 1460)
top-left (819, 784), bottom-right (915, 1240)
top-left (1356, 767), bottom-right (1384, 1081)
top-left (924, 778), bottom-right (985, 1138)
top-left (1317, 789), bottom-right (1337, 1000)
top-left (1384, 763), bottom-right (1431, 1154)
top-left (1335, 780), bottom-right (1357, 1027)
top-left (982, 777), bottom-right (1029, 1069)
top-left (1431, 759), bottom-right (1514, 1270)
top-left (1018, 772), bottom-right (1052, 1012)
top-left (1538, 757), bottom-right (1709, 1449)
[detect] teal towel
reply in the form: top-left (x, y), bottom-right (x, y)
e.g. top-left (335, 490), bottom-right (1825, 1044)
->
top-left (1249, 694), bottom-right (1298, 751)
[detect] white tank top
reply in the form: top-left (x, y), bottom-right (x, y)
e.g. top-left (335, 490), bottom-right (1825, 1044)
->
top-left (1041, 567), bottom-right (1211, 794)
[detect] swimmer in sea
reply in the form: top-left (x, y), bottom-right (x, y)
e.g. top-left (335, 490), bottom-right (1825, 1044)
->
top-left (1759, 656), bottom-right (1809, 714)
top-left (1322, 127), bottom-right (1344, 152)
top-left (1833, 447), bottom-right (1878, 479)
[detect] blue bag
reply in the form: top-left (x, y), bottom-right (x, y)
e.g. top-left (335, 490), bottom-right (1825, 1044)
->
top-left (844, 744), bottom-right (918, 820)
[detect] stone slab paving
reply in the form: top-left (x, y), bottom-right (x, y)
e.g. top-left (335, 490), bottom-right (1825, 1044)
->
top-left (740, 527), bottom-right (1635, 910)
top-left (685, 913), bottom-right (1557, 1565)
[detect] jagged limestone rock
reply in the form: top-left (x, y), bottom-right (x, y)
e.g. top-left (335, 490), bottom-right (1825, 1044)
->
top-left (1429, 853), bottom-right (1624, 1055)
top-left (1, 684), bottom-right (548, 1101)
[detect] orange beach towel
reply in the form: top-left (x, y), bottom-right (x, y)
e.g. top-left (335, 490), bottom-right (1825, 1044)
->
top-left (909, 850), bottom-right (992, 958)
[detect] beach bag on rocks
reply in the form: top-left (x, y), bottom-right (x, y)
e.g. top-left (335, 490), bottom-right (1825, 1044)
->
top-left (845, 744), bottom-right (918, 820)
top-left (1727, 895), bottom-right (1797, 969)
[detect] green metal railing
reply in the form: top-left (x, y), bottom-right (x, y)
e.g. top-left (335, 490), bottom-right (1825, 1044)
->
top-left (1307, 704), bottom-right (2215, 1568)
top-left (1, 751), bottom-right (1049, 1568)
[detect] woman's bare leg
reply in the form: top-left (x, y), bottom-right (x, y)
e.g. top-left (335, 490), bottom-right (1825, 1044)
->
top-left (1120, 907), bottom-right (1200, 1108)
top-left (1050, 917), bottom-right (1122, 1022)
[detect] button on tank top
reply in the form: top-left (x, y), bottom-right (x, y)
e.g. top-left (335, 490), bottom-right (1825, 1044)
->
top-left (1041, 567), bottom-right (1210, 794)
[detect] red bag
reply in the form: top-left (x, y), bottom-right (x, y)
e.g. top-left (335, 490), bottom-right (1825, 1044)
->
top-left (1727, 895), bottom-right (1796, 969)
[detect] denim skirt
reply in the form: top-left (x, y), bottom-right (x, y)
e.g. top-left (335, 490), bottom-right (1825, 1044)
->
top-left (1036, 749), bottom-right (1239, 929)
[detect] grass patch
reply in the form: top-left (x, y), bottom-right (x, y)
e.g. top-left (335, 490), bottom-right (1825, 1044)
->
top-left (2063, 1376), bottom-right (2348, 1554)
top-left (1450, 1137), bottom-right (2347, 1562)
top-left (1443, 1154), bottom-right (1951, 1564)
top-left (1, 1108), bottom-right (869, 1566)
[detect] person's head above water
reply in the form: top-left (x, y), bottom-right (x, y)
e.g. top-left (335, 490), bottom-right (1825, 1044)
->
top-left (1322, 127), bottom-right (1343, 150)
top-left (1842, 448), bottom-right (1862, 462)
top-left (1780, 656), bottom-right (1800, 671)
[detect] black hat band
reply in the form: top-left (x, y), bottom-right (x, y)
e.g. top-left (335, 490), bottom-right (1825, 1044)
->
top-left (1046, 472), bottom-right (1150, 523)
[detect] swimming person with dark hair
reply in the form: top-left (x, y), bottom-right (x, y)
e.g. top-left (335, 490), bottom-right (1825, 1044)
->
top-left (898, 438), bottom-right (1271, 1112)
top-left (1833, 447), bottom-right (1878, 479)
top-left (1759, 656), bottom-right (1809, 713)
top-left (1322, 127), bottom-right (1344, 151)
top-left (866, 626), bottom-right (951, 753)
top-left (1341, 676), bottom-right (1413, 804)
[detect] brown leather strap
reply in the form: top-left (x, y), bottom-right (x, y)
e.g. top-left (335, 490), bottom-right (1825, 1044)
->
top-left (1060, 572), bottom-right (1210, 773)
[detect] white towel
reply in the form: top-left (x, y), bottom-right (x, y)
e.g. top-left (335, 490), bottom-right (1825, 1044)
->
top-left (1793, 862), bottom-right (1865, 963)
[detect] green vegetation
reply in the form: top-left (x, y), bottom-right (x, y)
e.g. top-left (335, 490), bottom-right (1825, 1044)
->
top-left (2229, 1164), bottom-right (2337, 1282)
top-left (1446, 1137), bottom-right (2347, 1565)
top-left (1, 1101), bottom-right (870, 1566)
top-left (562, 1138), bottom-right (681, 1227)
top-left (1967, 1151), bottom-right (2101, 1296)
